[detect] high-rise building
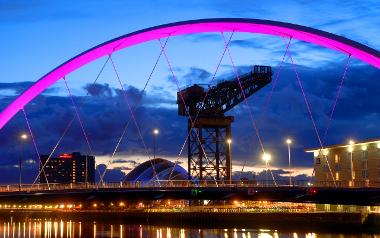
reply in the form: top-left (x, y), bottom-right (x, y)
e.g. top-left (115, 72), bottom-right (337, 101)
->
top-left (306, 138), bottom-right (380, 187)
top-left (39, 152), bottom-right (95, 184)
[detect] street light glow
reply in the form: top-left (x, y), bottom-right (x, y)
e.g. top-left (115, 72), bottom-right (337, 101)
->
top-left (262, 152), bottom-right (271, 163)
top-left (227, 138), bottom-right (232, 144)
top-left (153, 129), bottom-right (159, 135)
top-left (349, 140), bottom-right (355, 145)
top-left (20, 133), bottom-right (28, 140)
top-left (286, 138), bottom-right (292, 144)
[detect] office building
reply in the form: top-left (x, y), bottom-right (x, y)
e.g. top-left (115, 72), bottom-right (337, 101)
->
top-left (39, 152), bottom-right (95, 184)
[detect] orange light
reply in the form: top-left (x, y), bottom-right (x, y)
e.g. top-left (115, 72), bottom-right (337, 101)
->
top-left (59, 153), bottom-right (73, 159)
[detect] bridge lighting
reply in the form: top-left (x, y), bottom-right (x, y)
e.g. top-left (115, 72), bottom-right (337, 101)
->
top-left (349, 140), bottom-right (355, 145)
top-left (377, 143), bottom-right (380, 149)
top-left (348, 147), bottom-right (353, 153)
top-left (322, 149), bottom-right (329, 156)
top-left (361, 145), bottom-right (368, 151)
top-left (93, 203), bottom-right (97, 208)
top-left (227, 138), bottom-right (232, 144)
top-left (119, 202), bottom-right (125, 207)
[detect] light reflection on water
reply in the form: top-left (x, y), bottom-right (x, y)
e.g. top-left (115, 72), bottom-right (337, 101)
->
top-left (0, 219), bottom-right (377, 238)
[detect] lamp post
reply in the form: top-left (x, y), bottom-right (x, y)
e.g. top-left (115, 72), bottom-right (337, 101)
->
top-left (348, 139), bottom-right (355, 187)
top-left (153, 129), bottom-right (159, 159)
top-left (226, 138), bottom-right (232, 185)
top-left (19, 133), bottom-right (28, 191)
top-left (262, 152), bottom-right (271, 187)
top-left (286, 138), bottom-right (292, 186)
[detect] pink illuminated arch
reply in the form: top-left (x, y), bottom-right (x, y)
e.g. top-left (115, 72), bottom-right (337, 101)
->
top-left (1, 18), bottom-right (379, 129)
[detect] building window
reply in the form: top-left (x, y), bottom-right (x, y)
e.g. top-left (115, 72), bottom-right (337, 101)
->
top-left (334, 154), bottom-right (340, 163)
top-left (362, 160), bottom-right (368, 169)
top-left (362, 150), bottom-right (368, 160)
top-left (335, 172), bottom-right (340, 181)
top-left (315, 157), bottom-right (321, 165)
top-left (362, 170), bottom-right (368, 179)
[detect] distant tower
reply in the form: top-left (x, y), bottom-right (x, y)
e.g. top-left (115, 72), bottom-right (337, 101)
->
top-left (40, 152), bottom-right (95, 183)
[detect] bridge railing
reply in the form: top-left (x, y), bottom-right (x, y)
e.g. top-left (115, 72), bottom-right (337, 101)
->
top-left (0, 180), bottom-right (307, 192)
top-left (0, 179), bottom-right (378, 193)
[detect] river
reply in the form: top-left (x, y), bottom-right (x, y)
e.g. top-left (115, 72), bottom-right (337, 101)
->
top-left (0, 218), bottom-right (378, 238)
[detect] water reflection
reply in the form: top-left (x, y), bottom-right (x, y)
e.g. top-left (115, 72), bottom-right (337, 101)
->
top-left (0, 219), bottom-right (377, 237)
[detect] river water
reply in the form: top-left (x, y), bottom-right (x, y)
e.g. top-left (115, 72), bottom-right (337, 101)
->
top-left (0, 218), bottom-right (378, 238)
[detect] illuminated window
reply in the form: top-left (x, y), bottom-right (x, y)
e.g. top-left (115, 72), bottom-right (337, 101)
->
top-left (334, 154), bottom-right (340, 163)
top-left (335, 172), bottom-right (340, 181)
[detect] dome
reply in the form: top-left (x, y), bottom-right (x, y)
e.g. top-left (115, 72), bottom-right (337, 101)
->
top-left (124, 158), bottom-right (188, 182)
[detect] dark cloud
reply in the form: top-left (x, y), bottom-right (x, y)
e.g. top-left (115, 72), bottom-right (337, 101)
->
top-left (112, 166), bottom-right (132, 171)
top-left (112, 159), bottom-right (140, 166)
top-left (0, 62), bottom-right (379, 184)
top-left (83, 83), bottom-right (113, 97)
top-left (230, 39), bottom-right (260, 49)
top-left (183, 67), bottom-right (212, 85)
top-left (185, 33), bottom-right (222, 43)
top-left (0, 82), bottom-right (34, 95)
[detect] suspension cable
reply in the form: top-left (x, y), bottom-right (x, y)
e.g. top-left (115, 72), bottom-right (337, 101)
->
top-left (63, 77), bottom-right (105, 185)
top-left (238, 37), bottom-right (292, 177)
top-left (166, 32), bottom-right (235, 182)
top-left (157, 38), bottom-right (217, 183)
top-left (63, 78), bottom-right (93, 154)
top-left (21, 108), bottom-right (50, 188)
top-left (322, 55), bottom-right (352, 143)
top-left (30, 56), bottom-right (110, 186)
top-left (259, 37), bottom-right (292, 125)
top-left (109, 55), bottom-right (162, 185)
top-left (32, 117), bottom-right (75, 187)
top-left (287, 50), bottom-right (337, 188)
top-left (99, 37), bottom-right (170, 184)
top-left (221, 32), bottom-right (265, 154)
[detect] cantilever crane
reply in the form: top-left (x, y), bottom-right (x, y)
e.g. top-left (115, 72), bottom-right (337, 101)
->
top-left (177, 65), bottom-right (272, 181)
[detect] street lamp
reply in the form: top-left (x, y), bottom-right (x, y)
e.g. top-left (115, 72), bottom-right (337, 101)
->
top-left (262, 152), bottom-right (271, 186)
top-left (19, 133), bottom-right (28, 191)
top-left (348, 139), bottom-right (355, 186)
top-left (153, 129), bottom-right (159, 159)
top-left (226, 138), bottom-right (232, 185)
top-left (286, 138), bottom-right (292, 186)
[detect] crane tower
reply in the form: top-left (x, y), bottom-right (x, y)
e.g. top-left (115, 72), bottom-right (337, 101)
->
top-left (177, 65), bottom-right (272, 181)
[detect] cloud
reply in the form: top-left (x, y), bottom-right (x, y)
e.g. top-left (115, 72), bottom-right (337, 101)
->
top-left (183, 67), bottom-right (211, 85)
top-left (0, 62), bottom-right (379, 184)
top-left (83, 83), bottom-right (113, 97)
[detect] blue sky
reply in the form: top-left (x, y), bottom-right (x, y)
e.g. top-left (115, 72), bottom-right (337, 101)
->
top-left (0, 0), bottom-right (379, 183)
